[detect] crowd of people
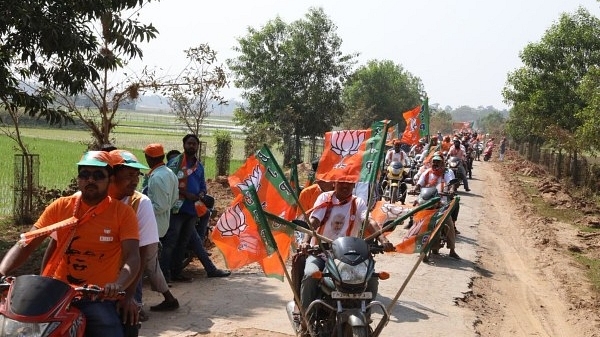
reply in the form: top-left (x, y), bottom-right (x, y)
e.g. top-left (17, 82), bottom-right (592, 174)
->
top-left (0, 128), bottom-right (507, 336)
top-left (0, 134), bottom-right (231, 337)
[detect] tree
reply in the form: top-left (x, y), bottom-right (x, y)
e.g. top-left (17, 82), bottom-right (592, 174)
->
top-left (503, 7), bottom-right (600, 152)
top-left (0, 0), bottom-right (157, 151)
top-left (429, 109), bottom-right (454, 136)
top-left (163, 44), bottom-right (228, 136)
top-left (341, 59), bottom-right (423, 129)
top-left (228, 7), bottom-right (356, 164)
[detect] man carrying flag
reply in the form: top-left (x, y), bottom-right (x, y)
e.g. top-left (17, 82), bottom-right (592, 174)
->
top-left (298, 165), bottom-right (394, 319)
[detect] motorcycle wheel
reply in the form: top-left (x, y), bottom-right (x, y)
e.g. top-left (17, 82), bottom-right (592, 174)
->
top-left (390, 186), bottom-right (398, 203)
top-left (342, 324), bottom-right (368, 337)
top-left (484, 155), bottom-right (490, 162)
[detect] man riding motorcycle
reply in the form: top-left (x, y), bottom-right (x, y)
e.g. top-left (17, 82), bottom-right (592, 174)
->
top-left (385, 139), bottom-right (410, 167)
top-left (412, 154), bottom-right (460, 261)
top-left (298, 178), bottom-right (394, 336)
top-left (447, 138), bottom-right (471, 192)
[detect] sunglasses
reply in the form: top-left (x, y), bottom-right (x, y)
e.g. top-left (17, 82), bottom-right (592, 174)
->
top-left (77, 170), bottom-right (108, 181)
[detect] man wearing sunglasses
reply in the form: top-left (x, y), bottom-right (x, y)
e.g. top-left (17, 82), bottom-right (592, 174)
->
top-left (0, 151), bottom-right (140, 337)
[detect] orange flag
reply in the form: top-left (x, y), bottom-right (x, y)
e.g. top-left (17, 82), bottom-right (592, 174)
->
top-left (400, 105), bottom-right (422, 146)
top-left (315, 129), bottom-right (371, 183)
top-left (212, 146), bottom-right (296, 280)
top-left (211, 194), bottom-right (269, 269)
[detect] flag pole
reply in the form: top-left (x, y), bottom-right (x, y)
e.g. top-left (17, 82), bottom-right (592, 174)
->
top-left (375, 197), bottom-right (458, 337)
top-left (246, 186), bottom-right (316, 337)
top-left (359, 120), bottom-right (390, 239)
top-left (261, 145), bottom-right (329, 253)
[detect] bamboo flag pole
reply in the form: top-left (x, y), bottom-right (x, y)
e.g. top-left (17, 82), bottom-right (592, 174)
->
top-left (245, 186), bottom-right (317, 337)
top-left (385, 198), bottom-right (457, 310)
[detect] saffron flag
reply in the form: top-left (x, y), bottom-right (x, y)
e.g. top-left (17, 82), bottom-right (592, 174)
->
top-left (400, 100), bottom-right (429, 146)
top-left (385, 124), bottom-right (398, 147)
top-left (399, 105), bottom-right (422, 146)
top-left (394, 199), bottom-right (456, 254)
top-left (212, 194), bottom-right (268, 269)
top-left (316, 121), bottom-right (389, 184)
top-left (213, 145), bottom-right (296, 279)
top-left (370, 200), bottom-right (409, 237)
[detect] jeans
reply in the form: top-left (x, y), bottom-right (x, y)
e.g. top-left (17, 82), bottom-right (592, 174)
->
top-left (160, 212), bottom-right (196, 281)
top-left (188, 222), bottom-right (218, 274)
top-left (458, 164), bottom-right (469, 190)
top-left (73, 300), bottom-right (123, 337)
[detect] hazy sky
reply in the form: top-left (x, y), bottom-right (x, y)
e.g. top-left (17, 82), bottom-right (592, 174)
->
top-left (128, 0), bottom-right (600, 110)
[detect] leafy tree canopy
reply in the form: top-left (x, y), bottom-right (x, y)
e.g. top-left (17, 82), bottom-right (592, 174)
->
top-left (341, 59), bottom-right (423, 129)
top-left (228, 7), bottom-right (356, 161)
top-left (0, 0), bottom-right (157, 126)
top-left (503, 7), bottom-right (600, 151)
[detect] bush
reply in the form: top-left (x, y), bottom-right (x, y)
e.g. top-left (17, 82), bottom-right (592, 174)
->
top-left (214, 130), bottom-right (232, 177)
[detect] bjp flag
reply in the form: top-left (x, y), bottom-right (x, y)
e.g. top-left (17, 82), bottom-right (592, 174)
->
top-left (316, 121), bottom-right (388, 184)
top-left (220, 145), bottom-right (297, 280)
top-left (399, 105), bottom-right (422, 146)
top-left (394, 199), bottom-right (457, 254)
top-left (211, 194), bottom-right (269, 269)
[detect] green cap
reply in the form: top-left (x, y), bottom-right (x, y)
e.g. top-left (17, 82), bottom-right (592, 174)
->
top-left (109, 150), bottom-right (149, 170)
top-left (77, 151), bottom-right (112, 167)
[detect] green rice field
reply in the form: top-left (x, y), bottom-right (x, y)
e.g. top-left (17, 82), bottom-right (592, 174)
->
top-left (0, 123), bottom-right (247, 217)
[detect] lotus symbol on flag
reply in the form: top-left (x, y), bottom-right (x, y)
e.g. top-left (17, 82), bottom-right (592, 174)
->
top-left (238, 231), bottom-right (262, 254)
top-left (216, 204), bottom-right (248, 237)
top-left (330, 130), bottom-right (365, 168)
top-left (409, 117), bottom-right (418, 131)
top-left (236, 166), bottom-right (262, 193)
top-left (381, 203), bottom-right (405, 221)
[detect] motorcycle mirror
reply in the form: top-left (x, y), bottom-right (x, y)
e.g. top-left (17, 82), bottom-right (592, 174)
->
top-left (291, 219), bottom-right (310, 229)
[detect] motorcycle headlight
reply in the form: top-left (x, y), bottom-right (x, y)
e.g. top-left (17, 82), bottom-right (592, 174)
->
top-left (336, 260), bottom-right (368, 285)
top-left (449, 162), bottom-right (457, 168)
top-left (0, 315), bottom-right (58, 337)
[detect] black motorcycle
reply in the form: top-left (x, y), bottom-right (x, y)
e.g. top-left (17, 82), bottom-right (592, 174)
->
top-left (287, 237), bottom-right (390, 337)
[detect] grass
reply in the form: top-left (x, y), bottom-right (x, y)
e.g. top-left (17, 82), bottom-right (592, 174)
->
top-left (573, 254), bottom-right (600, 292)
top-left (519, 178), bottom-right (583, 224)
top-left (1, 127), bottom-right (246, 217)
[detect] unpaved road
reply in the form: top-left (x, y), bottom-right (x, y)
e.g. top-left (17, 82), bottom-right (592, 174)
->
top-left (138, 159), bottom-right (600, 337)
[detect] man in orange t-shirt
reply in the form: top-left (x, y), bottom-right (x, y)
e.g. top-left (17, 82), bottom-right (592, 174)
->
top-left (0, 151), bottom-right (140, 337)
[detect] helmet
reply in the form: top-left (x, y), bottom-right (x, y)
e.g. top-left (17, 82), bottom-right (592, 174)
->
top-left (418, 187), bottom-right (439, 205)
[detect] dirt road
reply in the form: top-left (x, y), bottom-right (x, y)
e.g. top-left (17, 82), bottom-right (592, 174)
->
top-left (138, 159), bottom-right (600, 336)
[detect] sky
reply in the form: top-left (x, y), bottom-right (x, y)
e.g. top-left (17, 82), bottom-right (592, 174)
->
top-left (127, 0), bottom-right (600, 110)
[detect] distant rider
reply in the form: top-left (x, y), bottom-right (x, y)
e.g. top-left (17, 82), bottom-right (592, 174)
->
top-left (413, 154), bottom-right (460, 260)
top-left (447, 138), bottom-right (470, 192)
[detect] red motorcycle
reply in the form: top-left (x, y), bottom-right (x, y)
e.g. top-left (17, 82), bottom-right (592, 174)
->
top-left (0, 274), bottom-right (122, 336)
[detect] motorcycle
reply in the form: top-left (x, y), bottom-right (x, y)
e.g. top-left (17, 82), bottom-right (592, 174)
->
top-left (380, 161), bottom-right (409, 204)
top-left (483, 142), bottom-right (494, 161)
top-left (406, 179), bottom-right (460, 260)
top-left (446, 156), bottom-right (465, 187)
top-left (0, 274), bottom-right (124, 337)
top-left (286, 237), bottom-right (390, 337)
top-left (406, 157), bottom-right (420, 185)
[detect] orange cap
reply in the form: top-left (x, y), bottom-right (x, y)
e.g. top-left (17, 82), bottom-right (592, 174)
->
top-left (144, 143), bottom-right (165, 158)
